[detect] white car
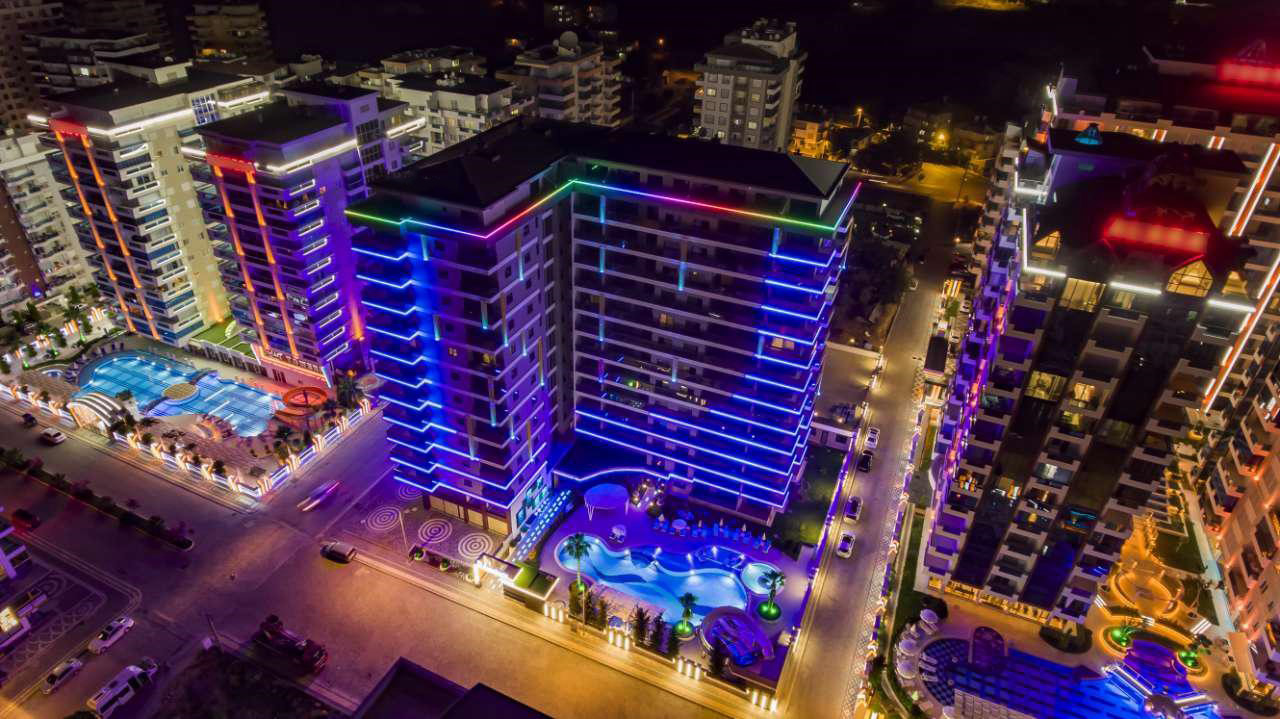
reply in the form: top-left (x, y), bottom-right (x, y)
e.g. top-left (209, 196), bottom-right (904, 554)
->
top-left (87, 659), bottom-right (157, 717)
top-left (40, 427), bottom-right (66, 445)
top-left (88, 616), bottom-right (134, 654)
top-left (836, 532), bottom-right (856, 558)
top-left (42, 657), bottom-right (83, 694)
top-left (865, 427), bottom-right (880, 450)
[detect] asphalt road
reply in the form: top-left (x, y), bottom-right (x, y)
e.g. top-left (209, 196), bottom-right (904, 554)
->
top-left (781, 197), bottom-right (954, 719)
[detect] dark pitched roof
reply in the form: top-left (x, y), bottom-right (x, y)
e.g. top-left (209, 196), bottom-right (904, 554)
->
top-left (375, 125), bottom-right (567, 206)
top-left (55, 70), bottom-right (246, 112)
top-left (395, 72), bottom-right (509, 95)
top-left (197, 101), bottom-right (343, 145)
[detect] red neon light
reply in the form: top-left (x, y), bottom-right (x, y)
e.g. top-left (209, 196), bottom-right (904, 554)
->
top-left (205, 153), bottom-right (257, 174)
top-left (1220, 62), bottom-right (1280, 88)
top-left (48, 118), bottom-right (87, 137)
top-left (1101, 217), bottom-right (1209, 255)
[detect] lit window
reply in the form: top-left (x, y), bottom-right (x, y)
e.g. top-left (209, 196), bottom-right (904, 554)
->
top-left (1059, 278), bottom-right (1102, 312)
top-left (1025, 371), bottom-right (1068, 402)
top-left (1166, 260), bottom-right (1213, 297)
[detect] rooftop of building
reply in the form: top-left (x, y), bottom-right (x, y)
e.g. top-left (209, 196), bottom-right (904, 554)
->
top-left (53, 70), bottom-right (249, 112)
top-left (353, 657), bottom-right (549, 719)
top-left (384, 45), bottom-right (480, 63)
top-left (101, 52), bottom-right (188, 70)
top-left (1046, 127), bottom-right (1247, 175)
top-left (394, 72), bottom-right (509, 96)
top-left (704, 42), bottom-right (785, 66)
top-left (734, 18), bottom-right (798, 42)
top-left (376, 97), bottom-right (406, 113)
top-left (1033, 146), bottom-right (1247, 281)
top-left (195, 59), bottom-right (286, 77)
top-left (30, 27), bottom-right (150, 42)
top-left (368, 119), bottom-right (848, 210)
top-left (281, 81), bottom-right (378, 102)
top-left (196, 101), bottom-right (344, 145)
top-left (517, 32), bottom-right (603, 64)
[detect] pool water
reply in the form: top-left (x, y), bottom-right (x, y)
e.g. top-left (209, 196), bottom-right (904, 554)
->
top-left (555, 535), bottom-right (782, 624)
top-left (77, 351), bottom-right (277, 436)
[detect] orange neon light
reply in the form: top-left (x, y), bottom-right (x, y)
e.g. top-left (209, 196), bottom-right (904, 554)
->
top-left (54, 131), bottom-right (136, 333)
top-left (77, 135), bottom-right (159, 340)
top-left (1205, 141), bottom-right (1280, 408)
top-left (244, 170), bottom-right (300, 359)
top-left (211, 166), bottom-right (272, 350)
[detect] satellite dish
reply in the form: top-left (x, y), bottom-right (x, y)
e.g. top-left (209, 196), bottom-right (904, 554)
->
top-left (559, 31), bottom-right (579, 49)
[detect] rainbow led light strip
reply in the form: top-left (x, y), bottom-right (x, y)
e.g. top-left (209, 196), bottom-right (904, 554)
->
top-left (347, 179), bottom-right (861, 241)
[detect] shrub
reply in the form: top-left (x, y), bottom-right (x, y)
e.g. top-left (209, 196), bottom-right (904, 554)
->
top-left (650, 616), bottom-right (667, 651)
top-left (1039, 626), bottom-right (1093, 654)
top-left (0, 359), bottom-right (9, 374)
top-left (709, 639), bottom-right (729, 677)
top-left (664, 623), bottom-right (681, 657)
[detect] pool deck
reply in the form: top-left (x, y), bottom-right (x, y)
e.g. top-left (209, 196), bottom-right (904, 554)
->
top-left (122, 335), bottom-right (292, 397)
top-left (541, 496), bottom-right (814, 682)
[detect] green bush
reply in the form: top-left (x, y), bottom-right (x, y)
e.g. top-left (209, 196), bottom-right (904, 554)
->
top-left (1039, 626), bottom-right (1093, 654)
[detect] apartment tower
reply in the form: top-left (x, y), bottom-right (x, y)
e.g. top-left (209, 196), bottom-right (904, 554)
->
top-left (696, 19), bottom-right (805, 152)
top-left (191, 89), bottom-right (418, 385)
top-left (349, 120), bottom-right (854, 539)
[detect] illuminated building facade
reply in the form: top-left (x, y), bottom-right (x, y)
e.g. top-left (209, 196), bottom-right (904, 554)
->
top-left (32, 61), bottom-right (272, 345)
top-left (350, 121), bottom-right (855, 537)
top-left (192, 90), bottom-right (416, 385)
top-left (496, 33), bottom-right (622, 129)
top-left (1050, 43), bottom-right (1280, 664)
top-left (924, 126), bottom-right (1252, 628)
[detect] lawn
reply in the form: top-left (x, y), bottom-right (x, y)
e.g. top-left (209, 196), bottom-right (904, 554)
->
top-left (773, 446), bottom-right (844, 548)
top-left (151, 648), bottom-right (340, 719)
top-left (1153, 518), bottom-right (1204, 573)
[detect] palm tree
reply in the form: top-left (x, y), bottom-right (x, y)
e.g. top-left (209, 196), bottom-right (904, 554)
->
top-left (563, 532), bottom-right (591, 592)
top-left (757, 569), bottom-right (785, 620)
top-left (676, 592), bottom-right (697, 637)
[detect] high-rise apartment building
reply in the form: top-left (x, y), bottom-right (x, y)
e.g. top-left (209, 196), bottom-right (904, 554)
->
top-left (497, 32), bottom-right (621, 128)
top-left (349, 120), bottom-right (854, 538)
top-left (188, 3), bottom-right (273, 63)
top-left (0, 132), bottom-right (93, 314)
top-left (63, 0), bottom-right (173, 56)
top-left (1048, 43), bottom-right (1280, 669)
top-left (31, 60), bottom-right (273, 345)
top-left (924, 126), bottom-right (1253, 628)
top-left (0, 1), bottom-right (62, 130)
top-left (695, 19), bottom-right (805, 152)
top-left (190, 91), bottom-right (418, 385)
top-left (26, 30), bottom-right (160, 100)
top-left (387, 73), bottom-right (527, 156)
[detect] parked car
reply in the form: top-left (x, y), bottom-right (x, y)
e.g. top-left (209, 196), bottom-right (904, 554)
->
top-left (836, 532), bottom-right (856, 558)
top-left (856, 450), bottom-right (874, 473)
top-left (88, 616), bottom-right (135, 654)
top-left (253, 615), bottom-right (328, 673)
top-left (908, 278), bottom-right (919, 291)
top-left (845, 496), bottom-right (863, 523)
top-left (865, 427), bottom-right (880, 450)
top-left (86, 658), bottom-right (156, 717)
top-left (10, 509), bottom-right (40, 531)
top-left (21, 413), bottom-right (36, 428)
top-left (39, 428), bottom-right (66, 445)
top-left (42, 657), bottom-right (83, 694)
top-left (320, 541), bottom-right (356, 563)
top-left (297, 480), bottom-right (340, 512)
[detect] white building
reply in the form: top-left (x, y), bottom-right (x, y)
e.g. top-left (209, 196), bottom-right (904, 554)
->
top-left (497, 31), bottom-right (621, 128)
top-left (695, 19), bottom-right (805, 152)
top-left (388, 73), bottom-right (528, 156)
top-left (0, 132), bottom-right (93, 315)
top-left (31, 59), bottom-right (274, 344)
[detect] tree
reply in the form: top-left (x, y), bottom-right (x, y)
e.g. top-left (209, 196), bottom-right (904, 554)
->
top-left (630, 606), bottom-right (650, 646)
top-left (139, 433), bottom-right (153, 446)
top-left (335, 374), bottom-right (362, 409)
top-left (650, 614), bottom-right (667, 651)
top-left (275, 424), bottom-right (295, 442)
top-left (757, 569), bottom-right (786, 620)
top-left (211, 459), bottom-right (226, 476)
top-left (37, 390), bottom-right (50, 403)
top-left (676, 592), bottom-right (697, 637)
top-left (563, 532), bottom-right (591, 592)
top-left (115, 389), bottom-right (133, 403)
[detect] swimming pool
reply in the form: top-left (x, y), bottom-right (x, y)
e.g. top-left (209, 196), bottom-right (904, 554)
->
top-left (554, 535), bottom-right (782, 624)
top-left (77, 351), bottom-right (277, 436)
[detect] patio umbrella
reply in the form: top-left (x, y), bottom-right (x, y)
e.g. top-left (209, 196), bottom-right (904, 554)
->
top-left (920, 608), bottom-right (941, 625)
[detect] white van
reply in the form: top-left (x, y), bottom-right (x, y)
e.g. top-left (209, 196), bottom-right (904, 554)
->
top-left (87, 659), bottom-right (157, 717)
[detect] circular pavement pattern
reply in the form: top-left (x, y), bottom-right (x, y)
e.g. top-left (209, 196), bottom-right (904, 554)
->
top-left (417, 518), bottom-right (453, 545)
top-left (396, 484), bottom-right (424, 502)
top-left (457, 532), bottom-right (494, 561)
top-left (366, 505), bottom-right (401, 533)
